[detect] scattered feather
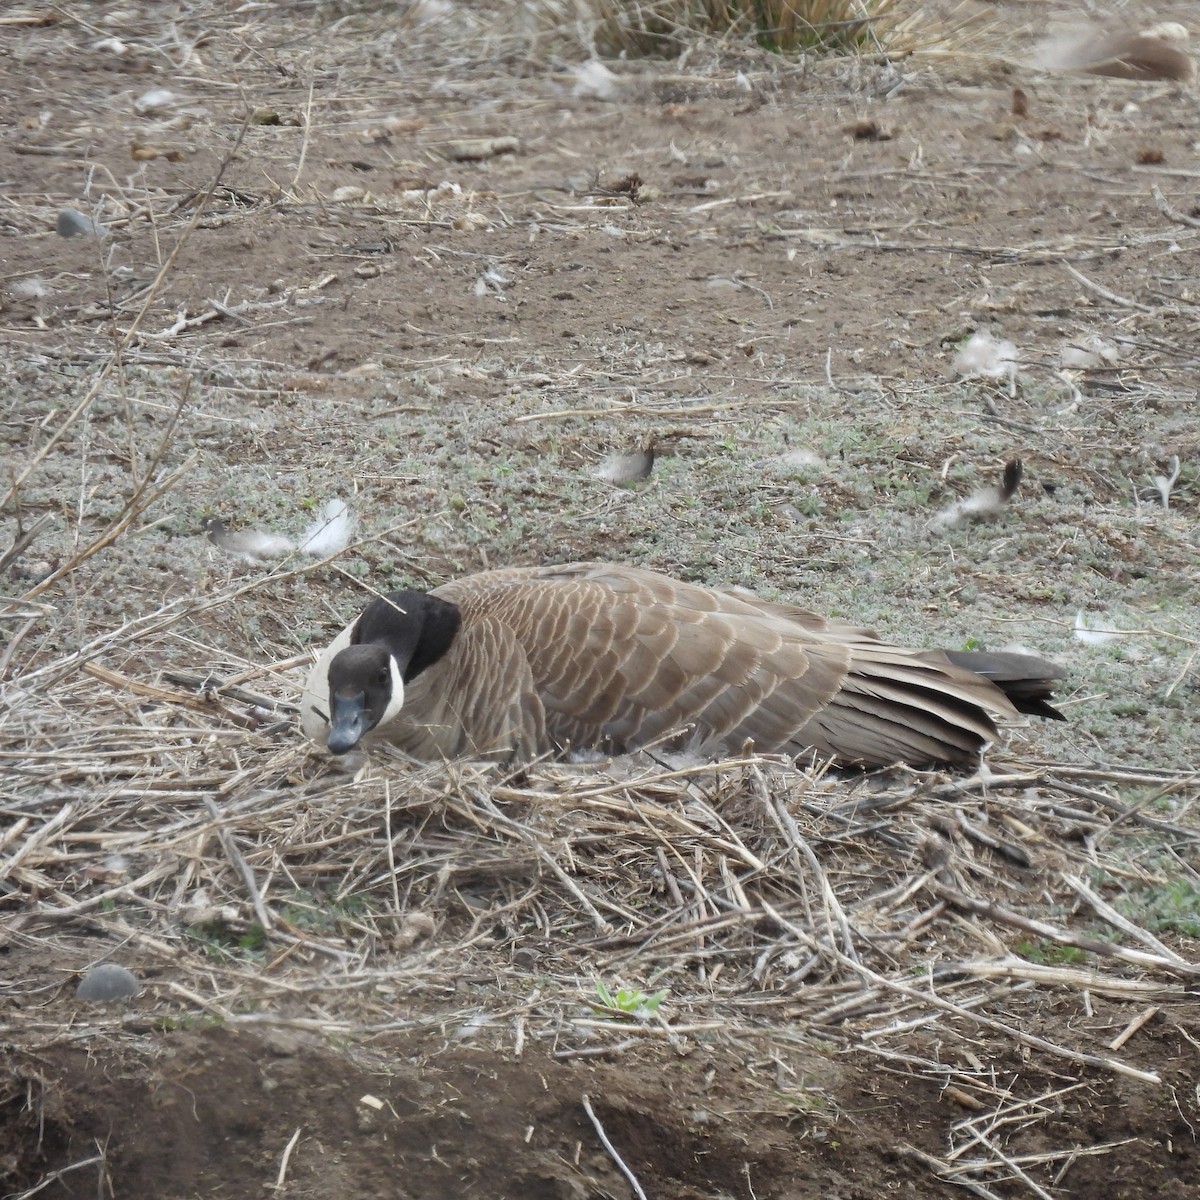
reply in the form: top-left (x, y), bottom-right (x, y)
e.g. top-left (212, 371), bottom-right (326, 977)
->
top-left (8, 277), bottom-right (48, 303)
top-left (775, 448), bottom-right (825, 473)
top-left (7, 277), bottom-right (50, 326)
top-left (573, 60), bottom-right (620, 100)
top-left (56, 208), bottom-right (107, 239)
top-left (567, 747), bottom-right (611, 763)
top-left (735, 71), bottom-right (752, 92)
top-left (134, 87), bottom-right (179, 114)
top-left (595, 445), bottom-right (655, 486)
top-left (77, 964), bottom-right (139, 1003)
top-left (474, 266), bottom-right (511, 297)
top-left (298, 498), bottom-right (358, 557)
top-left (177, 889), bottom-right (239, 927)
top-left (1074, 611), bottom-right (1123, 645)
top-left (1030, 26), bottom-right (1194, 83)
top-left (1060, 334), bottom-right (1120, 369)
top-left (202, 518), bottom-right (294, 563)
top-left (93, 36), bottom-right (127, 55)
top-left (410, 0), bottom-right (454, 24)
top-left (204, 499), bottom-right (357, 563)
top-left (953, 332), bottom-right (1020, 379)
top-left (1151, 456), bottom-right (1181, 511)
top-left (454, 1012), bottom-right (491, 1041)
top-left (1144, 23), bottom-right (1191, 44)
top-left (930, 460), bottom-right (1023, 531)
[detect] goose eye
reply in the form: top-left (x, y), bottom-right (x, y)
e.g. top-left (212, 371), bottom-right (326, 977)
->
top-left (377, 667), bottom-right (390, 686)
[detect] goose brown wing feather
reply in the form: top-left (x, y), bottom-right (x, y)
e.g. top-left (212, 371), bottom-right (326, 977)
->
top-left (437, 567), bottom-right (851, 755)
top-left (416, 562), bottom-right (1053, 765)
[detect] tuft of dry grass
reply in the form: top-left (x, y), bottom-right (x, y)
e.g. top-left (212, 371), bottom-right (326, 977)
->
top-left (539, 0), bottom-right (898, 58)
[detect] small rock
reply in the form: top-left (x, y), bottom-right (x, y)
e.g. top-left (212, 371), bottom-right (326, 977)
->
top-left (56, 209), bottom-right (107, 239)
top-left (76, 963), bottom-right (139, 1002)
top-left (595, 446), bottom-right (655, 486)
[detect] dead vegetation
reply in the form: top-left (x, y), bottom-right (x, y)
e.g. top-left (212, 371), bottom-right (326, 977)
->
top-left (534, 0), bottom-right (899, 57)
top-left (3, 1), bottom-right (1200, 1197)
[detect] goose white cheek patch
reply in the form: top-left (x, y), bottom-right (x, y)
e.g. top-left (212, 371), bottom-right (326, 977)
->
top-left (378, 656), bottom-right (406, 730)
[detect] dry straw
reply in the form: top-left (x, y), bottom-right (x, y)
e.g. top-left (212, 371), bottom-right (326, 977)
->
top-left (537, 0), bottom-right (899, 57)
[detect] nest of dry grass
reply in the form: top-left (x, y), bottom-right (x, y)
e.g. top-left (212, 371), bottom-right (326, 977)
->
top-left (6, 601), bottom-right (1196, 1084)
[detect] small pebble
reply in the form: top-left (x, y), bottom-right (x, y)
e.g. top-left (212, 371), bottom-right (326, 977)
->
top-left (56, 209), bottom-right (107, 239)
top-left (76, 963), bottom-right (139, 1002)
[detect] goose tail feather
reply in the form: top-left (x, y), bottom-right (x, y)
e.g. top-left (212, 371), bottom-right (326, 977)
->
top-left (943, 650), bottom-right (1067, 722)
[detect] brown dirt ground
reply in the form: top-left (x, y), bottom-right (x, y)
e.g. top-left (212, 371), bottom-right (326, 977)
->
top-left (3, 3), bottom-right (1200, 1199)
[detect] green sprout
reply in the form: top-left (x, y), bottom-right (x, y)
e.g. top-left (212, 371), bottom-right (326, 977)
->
top-left (593, 979), bottom-right (668, 1019)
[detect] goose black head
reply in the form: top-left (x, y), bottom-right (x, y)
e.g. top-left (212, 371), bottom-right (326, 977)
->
top-left (322, 590), bottom-right (461, 754)
top-left (326, 644), bottom-right (401, 754)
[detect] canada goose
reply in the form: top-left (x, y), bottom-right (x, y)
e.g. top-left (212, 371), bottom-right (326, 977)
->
top-left (300, 563), bottom-right (1065, 768)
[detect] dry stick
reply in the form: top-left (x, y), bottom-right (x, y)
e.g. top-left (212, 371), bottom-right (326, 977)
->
top-left (555, 1038), bottom-right (638, 1060)
top-left (1092, 770), bottom-right (1200, 842)
top-left (1062, 261), bottom-right (1156, 312)
top-left (996, 772), bottom-right (1200, 841)
top-left (1163, 649), bottom-right (1198, 700)
top-left (954, 1139), bottom-right (1134, 1174)
top-left (581, 1093), bottom-right (649, 1200)
top-left (860, 982), bottom-right (1030, 1041)
top-left (1027, 764), bottom-right (1195, 783)
top-left (469, 788), bottom-right (613, 931)
top-left (384, 780), bottom-right (402, 917)
top-left (1, 803), bottom-right (75, 884)
top-left (759, 901), bottom-right (1160, 1084)
top-left (1064, 875), bottom-right (1189, 965)
top-left (161, 670), bottom-right (297, 715)
top-left (270, 1128), bottom-right (303, 1193)
top-left (1151, 185), bottom-right (1200, 230)
top-left (0, 513), bottom-right (55, 575)
top-left (780, 802), bottom-right (860, 965)
top-left (21, 386), bottom-right (197, 602)
top-left (201, 795), bottom-right (273, 931)
top-left (950, 1082), bottom-right (1091, 1154)
top-left (6, 1154), bottom-right (107, 1200)
top-left (9, 861), bottom-right (178, 929)
top-left (0, 111), bottom-right (254, 516)
top-left (80, 661), bottom-right (235, 714)
top-left (290, 78), bottom-right (317, 193)
top-left (944, 958), bottom-right (1182, 1001)
top-left (956, 1125), bottom-right (1055, 1200)
top-left (932, 882), bottom-right (1198, 979)
top-left (1109, 1006), bottom-right (1161, 1052)
top-left (0, 614), bottom-right (41, 680)
top-left (902, 1145), bottom-right (1006, 1200)
top-left (1056, 784), bottom-right (1199, 841)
